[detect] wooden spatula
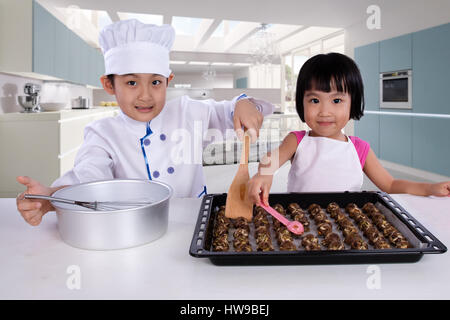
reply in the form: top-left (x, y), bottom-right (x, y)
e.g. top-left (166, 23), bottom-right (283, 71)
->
top-left (224, 132), bottom-right (253, 221)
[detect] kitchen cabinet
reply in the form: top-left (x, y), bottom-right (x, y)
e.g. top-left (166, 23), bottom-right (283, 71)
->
top-left (379, 111), bottom-right (412, 167)
top-left (412, 23), bottom-right (450, 114)
top-left (412, 117), bottom-right (450, 176)
top-left (354, 42), bottom-right (379, 111)
top-left (0, 0), bottom-right (104, 87)
top-left (0, 108), bottom-right (120, 198)
top-left (54, 19), bottom-right (70, 81)
top-left (354, 23), bottom-right (450, 177)
top-left (379, 34), bottom-right (412, 72)
top-left (68, 30), bottom-right (82, 84)
top-left (33, 1), bottom-right (55, 76)
top-left (354, 113), bottom-right (380, 157)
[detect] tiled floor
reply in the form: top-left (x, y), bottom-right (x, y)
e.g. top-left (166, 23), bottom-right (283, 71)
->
top-left (204, 162), bottom-right (434, 194)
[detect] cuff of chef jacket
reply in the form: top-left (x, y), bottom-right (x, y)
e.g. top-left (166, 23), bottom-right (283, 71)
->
top-left (231, 93), bottom-right (274, 118)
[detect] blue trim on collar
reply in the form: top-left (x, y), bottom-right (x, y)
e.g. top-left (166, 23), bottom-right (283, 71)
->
top-left (140, 121), bottom-right (153, 180)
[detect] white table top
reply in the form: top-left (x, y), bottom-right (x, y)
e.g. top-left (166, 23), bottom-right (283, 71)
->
top-left (0, 193), bottom-right (449, 300)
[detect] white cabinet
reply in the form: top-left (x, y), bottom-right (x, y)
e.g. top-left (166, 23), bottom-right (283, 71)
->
top-left (0, 108), bottom-right (120, 197)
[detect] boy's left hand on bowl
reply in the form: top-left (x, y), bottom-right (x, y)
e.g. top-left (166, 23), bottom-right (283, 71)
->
top-left (233, 99), bottom-right (263, 143)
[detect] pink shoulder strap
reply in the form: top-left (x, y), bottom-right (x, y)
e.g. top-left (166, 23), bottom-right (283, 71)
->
top-left (349, 136), bottom-right (370, 169)
top-left (291, 130), bottom-right (306, 145)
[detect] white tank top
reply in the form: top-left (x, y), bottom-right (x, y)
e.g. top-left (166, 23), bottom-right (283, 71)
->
top-left (287, 131), bottom-right (364, 192)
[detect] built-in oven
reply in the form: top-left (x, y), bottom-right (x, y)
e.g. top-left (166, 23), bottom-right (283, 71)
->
top-left (380, 70), bottom-right (412, 109)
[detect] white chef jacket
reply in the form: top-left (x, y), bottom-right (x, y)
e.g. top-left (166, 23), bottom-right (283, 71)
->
top-left (287, 131), bottom-right (365, 192)
top-left (52, 95), bottom-right (274, 198)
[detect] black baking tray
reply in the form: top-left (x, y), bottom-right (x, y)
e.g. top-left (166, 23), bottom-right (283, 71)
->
top-left (189, 191), bottom-right (447, 265)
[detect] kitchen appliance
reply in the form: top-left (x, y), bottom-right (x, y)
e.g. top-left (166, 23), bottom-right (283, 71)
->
top-left (50, 179), bottom-right (173, 250)
top-left (17, 83), bottom-right (41, 113)
top-left (190, 191), bottom-right (446, 265)
top-left (71, 96), bottom-right (90, 109)
top-left (380, 70), bottom-right (412, 109)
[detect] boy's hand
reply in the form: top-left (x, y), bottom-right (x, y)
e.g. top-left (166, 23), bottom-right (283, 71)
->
top-left (16, 176), bottom-right (55, 226)
top-left (429, 181), bottom-right (450, 197)
top-left (247, 173), bottom-right (273, 207)
top-left (233, 99), bottom-right (264, 143)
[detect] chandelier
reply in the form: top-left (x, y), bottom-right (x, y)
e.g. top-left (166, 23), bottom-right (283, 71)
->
top-left (248, 23), bottom-right (279, 65)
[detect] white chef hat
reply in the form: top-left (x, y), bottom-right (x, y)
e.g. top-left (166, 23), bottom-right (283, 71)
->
top-left (99, 19), bottom-right (175, 77)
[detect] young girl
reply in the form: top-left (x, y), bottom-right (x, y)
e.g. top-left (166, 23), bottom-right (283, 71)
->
top-left (248, 52), bottom-right (450, 206)
top-left (16, 19), bottom-right (274, 226)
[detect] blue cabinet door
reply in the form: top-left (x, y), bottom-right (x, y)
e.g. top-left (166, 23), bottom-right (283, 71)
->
top-left (87, 46), bottom-right (94, 86)
top-left (68, 31), bottom-right (81, 84)
top-left (412, 23), bottom-right (450, 114)
top-left (412, 117), bottom-right (450, 176)
top-left (380, 34), bottom-right (412, 72)
top-left (80, 41), bottom-right (90, 85)
top-left (354, 112), bottom-right (380, 157)
top-left (33, 1), bottom-right (55, 75)
top-left (88, 47), bottom-right (103, 87)
top-left (54, 21), bottom-right (70, 80)
top-left (379, 111), bottom-right (412, 166)
top-left (354, 42), bottom-right (379, 110)
top-left (96, 50), bottom-right (105, 85)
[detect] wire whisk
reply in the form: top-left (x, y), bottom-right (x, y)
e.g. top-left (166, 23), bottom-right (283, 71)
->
top-left (23, 194), bottom-right (153, 211)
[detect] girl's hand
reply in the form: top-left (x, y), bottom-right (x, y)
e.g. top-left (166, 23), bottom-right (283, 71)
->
top-left (428, 181), bottom-right (450, 197)
top-left (16, 176), bottom-right (55, 226)
top-left (247, 173), bottom-right (273, 207)
top-left (233, 99), bottom-right (263, 143)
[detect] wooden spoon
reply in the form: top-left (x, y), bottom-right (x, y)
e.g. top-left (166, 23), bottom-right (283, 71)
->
top-left (224, 132), bottom-right (253, 221)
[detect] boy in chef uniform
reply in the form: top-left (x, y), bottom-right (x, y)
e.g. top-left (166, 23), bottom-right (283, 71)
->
top-left (16, 19), bottom-right (274, 226)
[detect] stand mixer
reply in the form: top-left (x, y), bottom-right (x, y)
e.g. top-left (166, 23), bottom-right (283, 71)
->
top-left (18, 83), bottom-right (41, 113)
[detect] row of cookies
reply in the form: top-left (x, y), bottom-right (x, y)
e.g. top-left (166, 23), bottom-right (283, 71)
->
top-left (361, 202), bottom-right (411, 248)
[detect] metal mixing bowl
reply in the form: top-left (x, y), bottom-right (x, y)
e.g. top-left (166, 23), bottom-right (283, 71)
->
top-left (51, 179), bottom-right (173, 250)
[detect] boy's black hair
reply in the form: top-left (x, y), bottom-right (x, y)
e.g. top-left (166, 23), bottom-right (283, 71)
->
top-left (107, 74), bottom-right (115, 86)
top-left (106, 74), bottom-right (169, 87)
top-left (295, 52), bottom-right (365, 122)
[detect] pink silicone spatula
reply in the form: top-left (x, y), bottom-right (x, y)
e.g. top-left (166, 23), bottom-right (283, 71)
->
top-left (259, 203), bottom-right (304, 235)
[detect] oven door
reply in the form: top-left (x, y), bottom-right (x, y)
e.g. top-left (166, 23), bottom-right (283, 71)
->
top-left (380, 70), bottom-right (412, 109)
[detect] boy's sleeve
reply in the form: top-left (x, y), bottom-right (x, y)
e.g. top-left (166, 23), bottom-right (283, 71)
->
top-left (51, 125), bottom-right (115, 187)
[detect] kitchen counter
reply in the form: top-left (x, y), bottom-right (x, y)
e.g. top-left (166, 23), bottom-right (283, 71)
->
top-left (0, 107), bottom-right (119, 122)
top-left (0, 192), bottom-right (449, 299)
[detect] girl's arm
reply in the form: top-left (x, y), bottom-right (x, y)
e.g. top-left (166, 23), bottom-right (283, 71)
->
top-left (363, 148), bottom-right (450, 196)
top-left (248, 133), bottom-right (298, 206)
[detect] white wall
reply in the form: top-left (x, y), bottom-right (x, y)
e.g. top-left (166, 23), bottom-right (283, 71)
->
top-left (0, 0), bottom-right (33, 72)
top-left (169, 73), bottom-right (234, 89)
top-left (248, 64), bottom-right (281, 89)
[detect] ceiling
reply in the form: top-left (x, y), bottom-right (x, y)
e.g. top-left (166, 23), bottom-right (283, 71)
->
top-left (37, 0), bottom-right (449, 74)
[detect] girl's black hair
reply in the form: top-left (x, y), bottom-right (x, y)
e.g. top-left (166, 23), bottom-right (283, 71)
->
top-left (295, 52), bottom-right (365, 122)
